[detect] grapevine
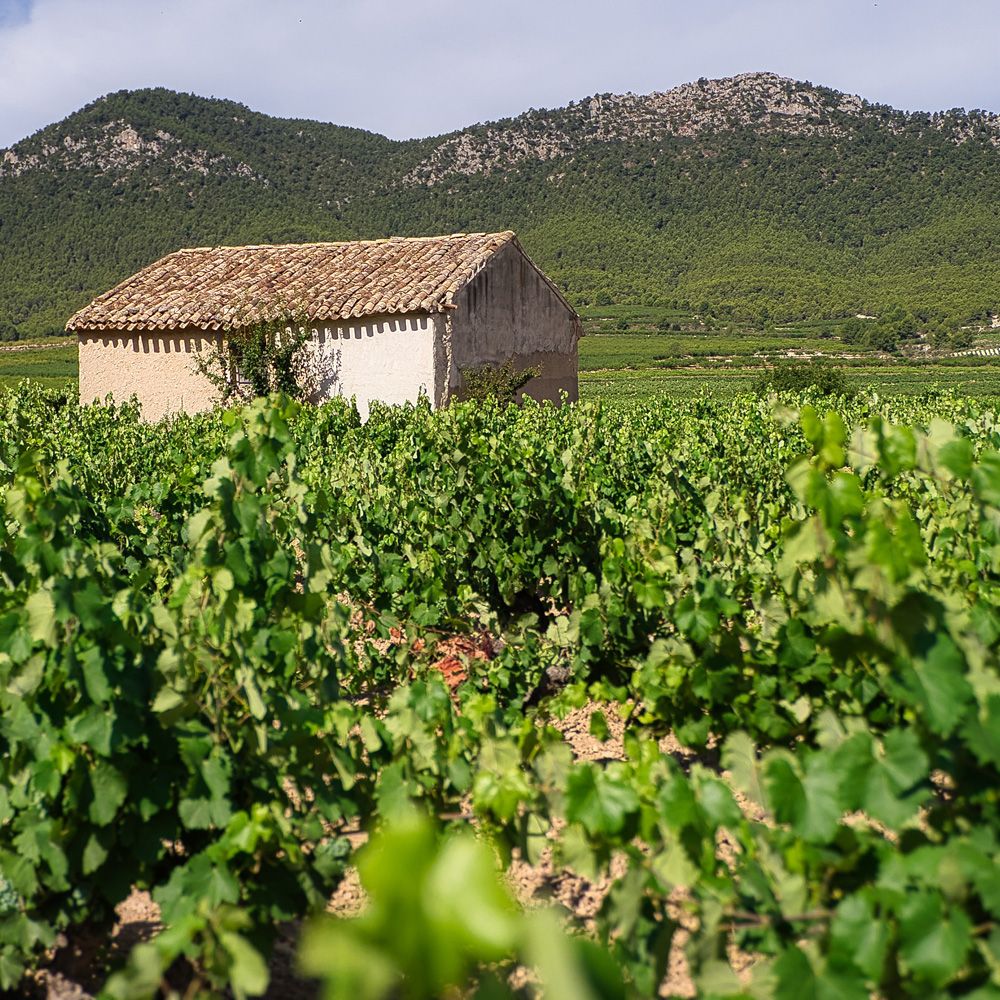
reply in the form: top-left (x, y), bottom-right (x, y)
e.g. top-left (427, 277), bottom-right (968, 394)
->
top-left (0, 383), bottom-right (998, 998)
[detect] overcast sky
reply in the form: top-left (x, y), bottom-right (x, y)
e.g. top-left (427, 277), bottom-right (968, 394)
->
top-left (1, 0), bottom-right (999, 149)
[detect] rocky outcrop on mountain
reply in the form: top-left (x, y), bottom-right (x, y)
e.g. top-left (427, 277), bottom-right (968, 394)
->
top-left (5, 72), bottom-right (997, 190)
top-left (0, 118), bottom-right (265, 183)
top-left (403, 72), bottom-right (1000, 186)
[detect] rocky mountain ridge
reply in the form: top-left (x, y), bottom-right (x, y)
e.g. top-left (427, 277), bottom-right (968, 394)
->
top-left (2, 72), bottom-right (998, 338)
top-left (406, 73), bottom-right (1000, 186)
top-left (4, 72), bottom-right (998, 188)
top-left (1, 118), bottom-right (265, 183)
top-left (405, 73), bottom-right (864, 185)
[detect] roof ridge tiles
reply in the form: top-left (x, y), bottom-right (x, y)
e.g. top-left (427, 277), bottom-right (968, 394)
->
top-left (172, 231), bottom-right (513, 255)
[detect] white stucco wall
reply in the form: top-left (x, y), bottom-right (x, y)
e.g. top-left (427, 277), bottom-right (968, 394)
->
top-left (305, 313), bottom-right (438, 419)
top-left (78, 329), bottom-right (219, 421)
top-left (78, 316), bottom-right (437, 421)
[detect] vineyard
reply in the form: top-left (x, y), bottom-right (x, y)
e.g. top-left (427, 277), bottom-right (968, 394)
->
top-left (2, 383), bottom-right (1000, 998)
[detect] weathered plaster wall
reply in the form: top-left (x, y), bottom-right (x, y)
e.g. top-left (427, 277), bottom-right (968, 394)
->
top-left (78, 316), bottom-right (438, 422)
top-left (306, 313), bottom-right (438, 418)
top-left (447, 241), bottom-right (580, 403)
top-left (78, 329), bottom-right (219, 421)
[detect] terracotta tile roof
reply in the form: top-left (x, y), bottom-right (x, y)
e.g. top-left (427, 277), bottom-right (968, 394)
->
top-left (67, 231), bottom-right (520, 332)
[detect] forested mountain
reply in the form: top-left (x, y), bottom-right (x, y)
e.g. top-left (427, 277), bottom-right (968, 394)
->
top-left (1, 72), bottom-right (999, 338)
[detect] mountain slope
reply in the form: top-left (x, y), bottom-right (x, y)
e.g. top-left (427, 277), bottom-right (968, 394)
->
top-left (1, 74), bottom-right (999, 338)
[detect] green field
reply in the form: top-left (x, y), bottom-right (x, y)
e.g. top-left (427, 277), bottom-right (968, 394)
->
top-left (576, 306), bottom-right (1000, 400)
top-left (580, 361), bottom-right (1000, 402)
top-left (0, 339), bottom-right (77, 390)
top-left (7, 327), bottom-right (1000, 403)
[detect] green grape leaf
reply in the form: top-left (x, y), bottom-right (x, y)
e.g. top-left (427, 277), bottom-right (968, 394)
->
top-left (903, 634), bottom-right (973, 735)
top-left (88, 761), bottom-right (127, 826)
top-left (898, 892), bottom-right (973, 987)
top-left (765, 751), bottom-right (841, 843)
top-left (219, 931), bottom-right (269, 999)
top-left (565, 764), bottom-right (638, 837)
top-left (972, 450), bottom-right (1000, 508)
top-left (721, 731), bottom-right (765, 808)
top-left (24, 590), bottom-right (56, 646)
top-left (829, 894), bottom-right (890, 982)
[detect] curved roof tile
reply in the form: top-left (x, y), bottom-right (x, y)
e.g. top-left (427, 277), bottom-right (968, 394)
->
top-left (68, 231), bottom-right (519, 332)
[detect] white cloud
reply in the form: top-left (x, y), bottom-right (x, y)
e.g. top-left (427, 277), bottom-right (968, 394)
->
top-left (1, 0), bottom-right (998, 149)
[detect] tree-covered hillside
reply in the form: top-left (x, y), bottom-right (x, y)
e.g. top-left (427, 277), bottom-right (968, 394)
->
top-left (1, 74), bottom-right (998, 338)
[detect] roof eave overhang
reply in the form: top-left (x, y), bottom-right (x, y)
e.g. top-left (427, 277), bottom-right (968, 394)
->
top-left (68, 302), bottom-right (458, 334)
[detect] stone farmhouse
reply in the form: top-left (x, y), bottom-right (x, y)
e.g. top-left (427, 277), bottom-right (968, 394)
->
top-left (68, 231), bottom-right (581, 420)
